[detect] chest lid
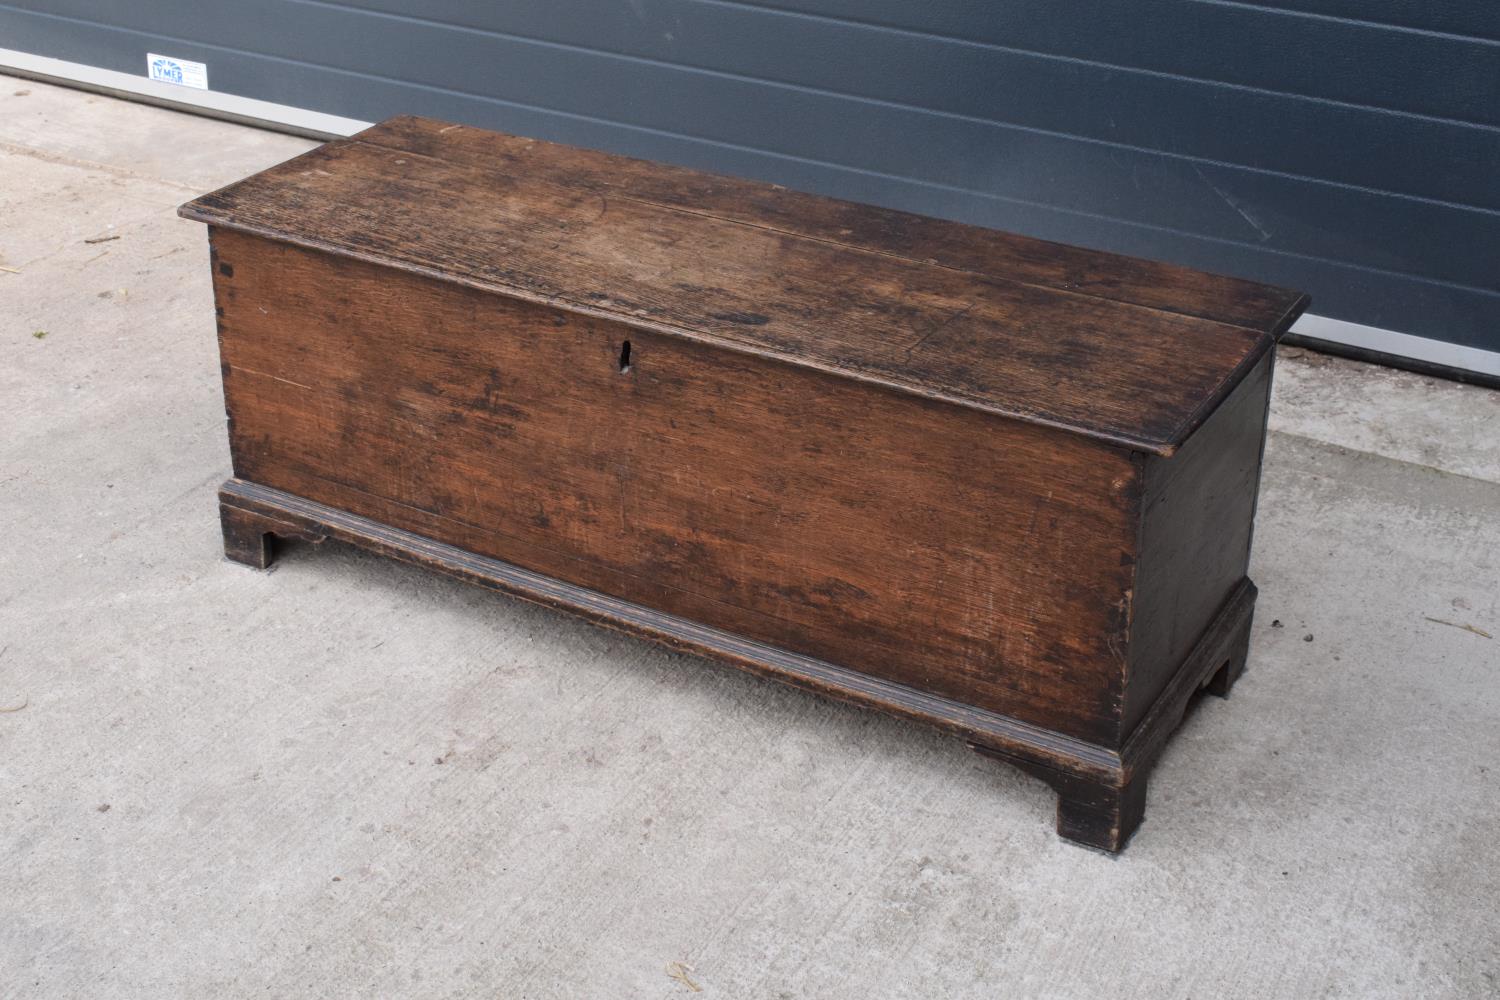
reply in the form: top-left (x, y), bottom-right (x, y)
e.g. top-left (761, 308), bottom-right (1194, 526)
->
top-left (180, 115), bottom-right (1307, 455)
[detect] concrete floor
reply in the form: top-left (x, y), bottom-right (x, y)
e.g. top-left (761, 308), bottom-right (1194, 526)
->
top-left (2, 77), bottom-right (1497, 999)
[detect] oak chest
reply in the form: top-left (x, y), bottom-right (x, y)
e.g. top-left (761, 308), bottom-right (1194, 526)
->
top-left (180, 116), bottom-right (1308, 852)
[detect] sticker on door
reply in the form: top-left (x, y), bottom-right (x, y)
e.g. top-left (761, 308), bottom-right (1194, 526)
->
top-left (147, 54), bottom-right (208, 90)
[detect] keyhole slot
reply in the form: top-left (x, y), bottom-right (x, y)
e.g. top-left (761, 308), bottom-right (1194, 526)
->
top-left (618, 339), bottom-right (632, 373)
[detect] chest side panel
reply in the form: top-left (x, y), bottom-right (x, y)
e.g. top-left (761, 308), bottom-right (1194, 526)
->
top-left (212, 229), bottom-right (1140, 744)
top-left (1124, 352), bottom-right (1275, 736)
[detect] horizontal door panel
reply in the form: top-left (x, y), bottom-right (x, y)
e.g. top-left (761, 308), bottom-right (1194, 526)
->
top-left (12, 0), bottom-right (1500, 208)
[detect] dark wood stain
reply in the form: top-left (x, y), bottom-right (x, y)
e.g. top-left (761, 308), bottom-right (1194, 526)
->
top-left (182, 117), bottom-right (1306, 852)
top-left (1125, 354), bottom-right (1275, 734)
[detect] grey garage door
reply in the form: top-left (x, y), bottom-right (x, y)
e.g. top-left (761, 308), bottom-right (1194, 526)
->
top-left (3, 1), bottom-right (1497, 373)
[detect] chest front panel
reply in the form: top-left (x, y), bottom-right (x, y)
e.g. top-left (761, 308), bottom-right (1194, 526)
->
top-left (213, 228), bottom-right (1141, 743)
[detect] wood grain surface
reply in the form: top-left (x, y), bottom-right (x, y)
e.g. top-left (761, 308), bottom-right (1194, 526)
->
top-left (211, 228), bottom-right (1143, 744)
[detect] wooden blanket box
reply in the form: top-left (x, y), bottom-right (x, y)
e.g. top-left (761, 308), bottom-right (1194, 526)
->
top-left (180, 116), bottom-right (1307, 852)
